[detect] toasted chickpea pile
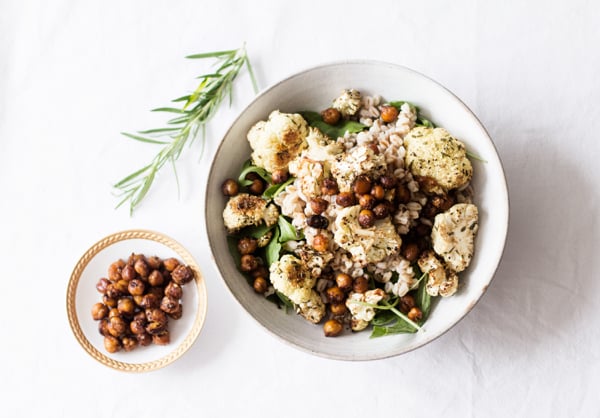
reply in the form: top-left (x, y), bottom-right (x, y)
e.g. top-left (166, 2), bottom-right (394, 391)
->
top-left (92, 253), bottom-right (194, 354)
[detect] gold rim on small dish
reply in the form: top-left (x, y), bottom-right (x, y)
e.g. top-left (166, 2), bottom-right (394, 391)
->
top-left (66, 229), bottom-right (207, 372)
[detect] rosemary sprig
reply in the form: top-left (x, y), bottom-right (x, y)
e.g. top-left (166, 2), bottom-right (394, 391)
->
top-left (114, 45), bottom-right (258, 214)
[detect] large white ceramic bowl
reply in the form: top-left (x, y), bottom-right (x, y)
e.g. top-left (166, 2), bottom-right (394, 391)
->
top-left (205, 61), bottom-right (509, 360)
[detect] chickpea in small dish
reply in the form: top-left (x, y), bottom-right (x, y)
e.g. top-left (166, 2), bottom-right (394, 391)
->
top-left (91, 253), bottom-right (194, 353)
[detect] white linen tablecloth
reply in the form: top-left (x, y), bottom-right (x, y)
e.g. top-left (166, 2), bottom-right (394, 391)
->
top-left (1, 0), bottom-right (599, 416)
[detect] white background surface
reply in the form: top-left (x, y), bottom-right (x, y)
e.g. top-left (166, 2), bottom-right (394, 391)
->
top-left (1, 0), bottom-right (599, 416)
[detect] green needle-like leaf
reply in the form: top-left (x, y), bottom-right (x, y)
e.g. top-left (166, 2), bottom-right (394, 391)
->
top-left (114, 44), bottom-right (257, 214)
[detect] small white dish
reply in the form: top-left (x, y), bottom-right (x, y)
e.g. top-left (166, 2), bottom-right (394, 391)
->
top-left (205, 61), bottom-right (509, 360)
top-left (66, 229), bottom-right (207, 371)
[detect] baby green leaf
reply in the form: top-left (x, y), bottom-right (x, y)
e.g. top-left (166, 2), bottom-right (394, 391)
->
top-left (265, 228), bottom-right (281, 266)
top-left (238, 160), bottom-right (271, 186)
top-left (278, 215), bottom-right (301, 242)
top-left (299, 111), bottom-right (367, 139)
top-left (263, 176), bottom-right (295, 199)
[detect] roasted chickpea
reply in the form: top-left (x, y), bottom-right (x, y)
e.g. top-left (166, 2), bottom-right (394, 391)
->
top-left (171, 264), bottom-right (194, 285)
top-left (321, 178), bottom-right (339, 195)
top-left (102, 294), bottom-right (117, 308)
top-left (395, 184), bottom-right (411, 204)
top-left (163, 257), bottom-right (180, 272)
top-left (160, 296), bottom-right (180, 314)
top-left (130, 318), bottom-right (146, 335)
top-left (335, 273), bottom-right (353, 291)
top-left (128, 279), bottom-right (146, 296)
top-left (321, 107), bottom-right (341, 125)
top-left (415, 223), bottom-right (431, 237)
top-left (248, 178), bottom-right (265, 195)
top-left (431, 194), bottom-right (455, 212)
top-left (251, 266), bottom-right (269, 279)
top-left (134, 258), bottom-right (150, 278)
top-left (114, 279), bottom-right (129, 294)
top-left (380, 105), bottom-right (399, 123)
top-left (336, 192), bottom-right (356, 207)
top-left (121, 336), bottom-right (138, 352)
top-left (138, 293), bottom-right (161, 309)
top-left (91, 303), bottom-right (109, 320)
top-left (147, 286), bottom-right (165, 299)
top-left (358, 194), bottom-right (376, 210)
top-left (168, 304), bottom-right (183, 320)
top-left (147, 270), bottom-right (164, 287)
top-left (98, 319), bottom-right (110, 336)
top-left (152, 331), bottom-right (170, 345)
top-left (104, 335), bottom-right (121, 353)
top-left (379, 175), bottom-right (397, 189)
top-left (415, 175), bottom-right (439, 194)
top-left (164, 281), bottom-right (183, 299)
top-left (310, 197), bottom-right (329, 215)
top-left (128, 253), bottom-right (144, 266)
top-left (145, 308), bottom-right (168, 326)
top-left (373, 203), bottom-right (390, 219)
top-left (306, 215), bottom-right (329, 229)
top-left (399, 294), bottom-right (416, 314)
top-left (240, 255), bottom-right (259, 272)
top-left (271, 169), bottom-right (289, 184)
top-left (325, 286), bottom-right (345, 304)
top-left (221, 178), bottom-right (239, 196)
top-left (107, 261), bottom-right (123, 282)
top-left (253, 277), bottom-right (268, 294)
top-left (108, 316), bottom-right (128, 337)
top-left (353, 276), bottom-right (369, 293)
top-left (137, 332), bottom-right (152, 347)
top-left (105, 283), bottom-right (122, 299)
top-left (329, 303), bottom-right (347, 316)
top-left (108, 307), bottom-right (120, 318)
top-left (358, 209), bottom-right (375, 228)
top-left (96, 278), bottom-right (110, 294)
top-left (353, 176), bottom-right (372, 195)
top-left (371, 184), bottom-right (385, 200)
top-left (146, 321), bottom-right (167, 335)
top-left (117, 298), bottom-right (136, 317)
top-left (121, 264), bottom-right (136, 281)
top-left (402, 242), bottom-right (420, 262)
top-left (312, 234), bottom-right (329, 252)
top-left (323, 319), bottom-right (343, 337)
top-left (237, 237), bottom-right (258, 255)
top-left (146, 255), bottom-right (162, 270)
top-left (407, 307), bottom-right (423, 322)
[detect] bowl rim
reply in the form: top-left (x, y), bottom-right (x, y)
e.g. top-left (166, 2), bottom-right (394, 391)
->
top-left (205, 60), bottom-right (510, 360)
top-left (66, 229), bottom-right (208, 371)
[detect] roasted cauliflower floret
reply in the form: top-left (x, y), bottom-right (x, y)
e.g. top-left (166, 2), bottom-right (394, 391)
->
top-left (346, 288), bottom-right (386, 331)
top-left (247, 110), bottom-right (308, 173)
top-left (303, 126), bottom-right (344, 163)
top-left (334, 205), bottom-right (402, 266)
top-left (404, 126), bottom-right (473, 194)
top-left (269, 255), bottom-right (325, 323)
top-left (418, 250), bottom-right (458, 297)
top-left (288, 157), bottom-right (325, 200)
top-left (432, 203), bottom-right (479, 272)
top-left (298, 292), bottom-right (326, 324)
top-left (331, 144), bottom-right (386, 192)
top-left (222, 193), bottom-right (279, 233)
top-left (332, 89), bottom-right (362, 117)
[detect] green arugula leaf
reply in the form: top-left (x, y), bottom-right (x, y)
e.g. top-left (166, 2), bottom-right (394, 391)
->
top-left (244, 223), bottom-right (276, 239)
top-left (263, 176), bottom-right (295, 199)
top-left (238, 160), bottom-right (271, 186)
top-left (299, 111), bottom-right (367, 139)
top-left (416, 273), bottom-right (432, 322)
top-left (265, 227), bottom-right (281, 266)
top-left (277, 215), bottom-right (301, 242)
top-left (371, 320), bottom-right (419, 338)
